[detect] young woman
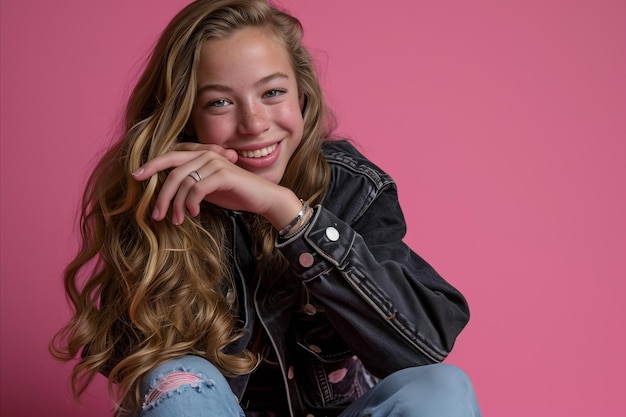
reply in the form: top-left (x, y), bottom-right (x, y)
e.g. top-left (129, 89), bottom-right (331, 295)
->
top-left (51, 1), bottom-right (482, 416)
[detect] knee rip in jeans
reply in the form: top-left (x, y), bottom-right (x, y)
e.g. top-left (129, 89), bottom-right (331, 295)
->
top-left (143, 371), bottom-right (215, 409)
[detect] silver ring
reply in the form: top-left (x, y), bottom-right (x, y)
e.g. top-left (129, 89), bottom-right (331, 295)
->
top-left (188, 170), bottom-right (202, 182)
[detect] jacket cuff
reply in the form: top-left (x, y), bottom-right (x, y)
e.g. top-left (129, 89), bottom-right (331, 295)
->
top-left (276, 205), bottom-right (356, 282)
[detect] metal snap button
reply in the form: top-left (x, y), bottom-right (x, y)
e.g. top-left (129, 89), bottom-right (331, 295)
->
top-left (325, 226), bottom-right (339, 241)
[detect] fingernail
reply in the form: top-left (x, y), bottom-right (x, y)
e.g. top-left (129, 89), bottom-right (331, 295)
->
top-left (152, 208), bottom-right (160, 219)
top-left (132, 168), bottom-right (144, 176)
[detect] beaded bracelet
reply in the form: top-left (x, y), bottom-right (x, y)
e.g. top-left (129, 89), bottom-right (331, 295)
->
top-left (279, 199), bottom-right (309, 237)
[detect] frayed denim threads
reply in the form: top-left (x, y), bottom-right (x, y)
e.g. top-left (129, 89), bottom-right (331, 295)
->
top-left (136, 355), bottom-right (245, 417)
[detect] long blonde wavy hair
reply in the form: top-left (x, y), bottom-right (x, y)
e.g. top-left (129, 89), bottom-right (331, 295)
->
top-left (50, 0), bottom-right (333, 411)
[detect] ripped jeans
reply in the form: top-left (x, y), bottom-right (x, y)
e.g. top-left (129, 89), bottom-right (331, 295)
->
top-left (133, 355), bottom-right (481, 417)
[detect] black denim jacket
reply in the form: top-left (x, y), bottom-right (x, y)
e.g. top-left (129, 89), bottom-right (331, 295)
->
top-left (225, 140), bottom-right (470, 417)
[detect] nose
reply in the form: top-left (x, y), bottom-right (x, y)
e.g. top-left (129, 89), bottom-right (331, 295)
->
top-left (237, 100), bottom-right (270, 136)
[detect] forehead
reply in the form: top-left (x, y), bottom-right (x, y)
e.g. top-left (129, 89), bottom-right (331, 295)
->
top-left (196, 27), bottom-right (295, 84)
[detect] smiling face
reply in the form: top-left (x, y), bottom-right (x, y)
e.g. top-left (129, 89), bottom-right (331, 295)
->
top-left (190, 27), bottom-right (304, 184)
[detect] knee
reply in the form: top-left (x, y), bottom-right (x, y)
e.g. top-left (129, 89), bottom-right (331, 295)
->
top-left (382, 364), bottom-right (481, 416)
top-left (143, 370), bottom-right (209, 407)
top-left (140, 356), bottom-right (223, 396)
top-left (383, 363), bottom-right (472, 392)
top-left (139, 355), bottom-right (240, 415)
top-left (416, 363), bottom-right (474, 392)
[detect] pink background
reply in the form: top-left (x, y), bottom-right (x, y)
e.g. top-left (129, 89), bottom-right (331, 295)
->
top-left (1, 0), bottom-right (625, 416)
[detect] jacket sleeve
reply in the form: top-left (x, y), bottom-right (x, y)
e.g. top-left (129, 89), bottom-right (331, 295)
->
top-left (276, 163), bottom-right (469, 377)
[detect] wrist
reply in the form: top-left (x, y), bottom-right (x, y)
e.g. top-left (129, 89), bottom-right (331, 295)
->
top-left (263, 188), bottom-right (305, 231)
top-left (279, 199), bottom-right (309, 237)
top-left (280, 202), bottom-right (313, 239)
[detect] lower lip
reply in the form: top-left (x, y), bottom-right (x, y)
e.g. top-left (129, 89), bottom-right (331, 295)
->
top-left (236, 141), bottom-right (282, 170)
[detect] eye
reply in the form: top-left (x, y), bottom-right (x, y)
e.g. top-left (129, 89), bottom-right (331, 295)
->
top-left (207, 98), bottom-right (231, 108)
top-left (264, 89), bottom-right (286, 98)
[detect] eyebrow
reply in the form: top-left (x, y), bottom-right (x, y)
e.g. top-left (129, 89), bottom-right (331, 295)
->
top-left (197, 72), bottom-right (291, 95)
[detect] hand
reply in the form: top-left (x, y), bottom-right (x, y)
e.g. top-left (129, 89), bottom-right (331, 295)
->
top-left (132, 143), bottom-right (303, 229)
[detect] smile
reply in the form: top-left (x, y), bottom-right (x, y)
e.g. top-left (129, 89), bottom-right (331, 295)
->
top-left (238, 143), bottom-right (278, 159)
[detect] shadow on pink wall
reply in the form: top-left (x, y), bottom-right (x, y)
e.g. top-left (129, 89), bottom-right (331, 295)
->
top-left (1, 0), bottom-right (625, 416)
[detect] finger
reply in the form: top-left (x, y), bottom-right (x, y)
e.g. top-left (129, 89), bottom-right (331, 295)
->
top-left (153, 153), bottom-right (233, 222)
top-left (151, 163), bottom-right (204, 222)
top-left (172, 174), bottom-right (203, 224)
top-left (171, 175), bottom-right (196, 225)
top-left (172, 160), bottom-right (230, 224)
top-left (131, 151), bottom-right (208, 180)
top-left (174, 143), bottom-right (239, 164)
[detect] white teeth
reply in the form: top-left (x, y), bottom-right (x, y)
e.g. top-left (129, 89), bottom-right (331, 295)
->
top-left (238, 143), bottom-right (277, 158)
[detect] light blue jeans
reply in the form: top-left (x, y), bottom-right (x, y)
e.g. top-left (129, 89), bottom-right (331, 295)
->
top-left (133, 355), bottom-right (481, 417)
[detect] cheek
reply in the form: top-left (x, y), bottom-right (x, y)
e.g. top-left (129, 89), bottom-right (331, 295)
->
top-left (194, 117), bottom-right (232, 145)
top-left (279, 106), bottom-right (305, 139)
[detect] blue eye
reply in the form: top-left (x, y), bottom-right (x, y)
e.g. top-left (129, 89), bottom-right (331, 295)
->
top-left (208, 98), bottom-right (230, 108)
top-left (264, 89), bottom-right (285, 98)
